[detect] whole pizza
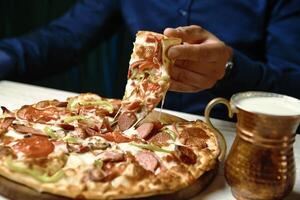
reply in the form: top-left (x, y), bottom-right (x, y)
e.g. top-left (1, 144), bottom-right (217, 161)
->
top-left (0, 31), bottom-right (220, 199)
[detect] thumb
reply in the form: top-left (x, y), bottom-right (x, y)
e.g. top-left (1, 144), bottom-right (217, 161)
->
top-left (164, 25), bottom-right (209, 44)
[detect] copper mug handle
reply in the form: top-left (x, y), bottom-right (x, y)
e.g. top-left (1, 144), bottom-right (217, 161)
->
top-left (204, 98), bottom-right (235, 161)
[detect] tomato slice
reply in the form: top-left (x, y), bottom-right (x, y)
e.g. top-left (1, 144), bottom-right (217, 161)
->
top-left (13, 135), bottom-right (54, 158)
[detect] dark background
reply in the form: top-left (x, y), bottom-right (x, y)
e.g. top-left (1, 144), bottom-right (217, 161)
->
top-left (0, 0), bottom-right (132, 99)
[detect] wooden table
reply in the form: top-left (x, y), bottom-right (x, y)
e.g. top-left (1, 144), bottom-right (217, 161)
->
top-left (0, 80), bottom-right (299, 200)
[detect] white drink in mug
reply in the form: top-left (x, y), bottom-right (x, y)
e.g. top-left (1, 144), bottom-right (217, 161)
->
top-left (205, 91), bottom-right (300, 200)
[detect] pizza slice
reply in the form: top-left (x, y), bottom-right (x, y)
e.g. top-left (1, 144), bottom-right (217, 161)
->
top-left (117, 31), bottom-right (181, 131)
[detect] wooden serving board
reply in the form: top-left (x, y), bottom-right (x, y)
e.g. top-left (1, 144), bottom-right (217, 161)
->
top-left (0, 111), bottom-right (219, 200)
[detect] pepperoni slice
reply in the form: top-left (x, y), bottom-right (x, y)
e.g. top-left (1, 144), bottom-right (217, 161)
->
top-left (100, 131), bottom-right (131, 143)
top-left (118, 112), bottom-right (137, 131)
top-left (135, 151), bottom-right (159, 172)
top-left (136, 122), bottom-right (154, 139)
top-left (180, 127), bottom-right (209, 149)
top-left (13, 135), bottom-right (54, 158)
top-left (17, 105), bottom-right (58, 123)
top-left (176, 145), bottom-right (197, 165)
top-left (12, 124), bottom-right (44, 135)
top-left (148, 132), bottom-right (172, 146)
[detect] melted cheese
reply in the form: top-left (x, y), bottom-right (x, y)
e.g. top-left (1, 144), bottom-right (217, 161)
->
top-left (117, 143), bottom-right (140, 155)
top-left (6, 129), bottom-right (24, 139)
top-left (122, 127), bottom-right (139, 137)
top-left (65, 153), bottom-right (96, 169)
top-left (111, 176), bottom-right (131, 188)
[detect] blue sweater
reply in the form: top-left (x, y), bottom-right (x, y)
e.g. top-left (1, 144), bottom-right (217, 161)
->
top-left (1, 0), bottom-right (300, 118)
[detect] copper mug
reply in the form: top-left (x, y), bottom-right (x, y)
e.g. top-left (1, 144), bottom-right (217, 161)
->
top-left (205, 91), bottom-right (300, 200)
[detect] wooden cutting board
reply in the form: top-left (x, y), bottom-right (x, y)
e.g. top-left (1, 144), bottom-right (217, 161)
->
top-left (0, 111), bottom-right (219, 200)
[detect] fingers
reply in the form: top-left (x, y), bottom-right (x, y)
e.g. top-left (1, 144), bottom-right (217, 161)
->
top-left (169, 65), bottom-right (216, 92)
top-left (169, 80), bottom-right (198, 93)
top-left (168, 42), bottom-right (227, 62)
top-left (164, 25), bottom-right (210, 44)
top-left (174, 60), bottom-right (225, 79)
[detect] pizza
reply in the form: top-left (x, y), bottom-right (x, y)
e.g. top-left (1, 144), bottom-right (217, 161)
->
top-left (116, 31), bottom-right (181, 131)
top-left (0, 31), bottom-right (220, 199)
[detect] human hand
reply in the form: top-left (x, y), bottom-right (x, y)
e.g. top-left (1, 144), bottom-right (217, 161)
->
top-left (164, 25), bottom-right (232, 93)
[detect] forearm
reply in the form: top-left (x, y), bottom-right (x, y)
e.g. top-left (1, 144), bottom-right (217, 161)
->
top-left (0, 0), bottom-right (120, 79)
top-left (0, 50), bottom-right (16, 80)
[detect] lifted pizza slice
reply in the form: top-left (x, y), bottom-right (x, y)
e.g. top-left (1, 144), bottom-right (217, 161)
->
top-left (117, 31), bottom-right (181, 131)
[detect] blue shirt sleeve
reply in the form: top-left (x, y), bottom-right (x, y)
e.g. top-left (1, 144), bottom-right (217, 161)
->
top-left (0, 50), bottom-right (16, 79)
top-left (0, 0), bottom-right (119, 79)
top-left (214, 0), bottom-right (300, 99)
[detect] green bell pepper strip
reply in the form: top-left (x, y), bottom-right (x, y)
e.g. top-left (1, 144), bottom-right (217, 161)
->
top-left (79, 100), bottom-right (114, 114)
top-left (63, 115), bottom-right (87, 123)
top-left (129, 142), bottom-right (172, 153)
top-left (163, 129), bottom-right (177, 141)
top-left (43, 126), bottom-right (60, 139)
top-left (6, 157), bottom-right (64, 183)
top-left (63, 136), bottom-right (79, 143)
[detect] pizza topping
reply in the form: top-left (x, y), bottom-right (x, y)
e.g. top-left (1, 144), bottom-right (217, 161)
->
top-left (118, 112), bottom-right (137, 131)
top-left (1, 106), bottom-right (14, 117)
top-left (63, 135), bottom-right (80, 143)
top-left (58, 123), bottom-right (75, 131)
top-left (63, 115), bottom-right (88, 123)
top-left (135, 151), bottom-right (159, 172)
top-left (5, 156), bottom-right (64, 183)
top-left (88, 163), bottom-right (126, 182)
top-left (67, 96), bottom-right (114, 114)
top-left (12, 135), bottom-right (54, 158)
top-left (180, 127), bottom-right (209, 149)
top-left (175, 145), bottom-right (197, 165)
top-left (125, 100), bottom-right (141, 111)
top-left (136, 122), bottom-right (154, 139)
top-left (83, 136), bottom-right (110, 150)
top-left (79, 100), bottom-right (114, 114)
top-left (93, 159), bottom-right (103, 168)
top-left (100, 131), bottom-right (132, 143)
top-left (148, 131), bottom-right (172, 146)
top-left (16, 105), bottom-right (58, 123)
top-left (12, 124), bottom-right (45, 136)
top-left (44, 126), bottom-right (60, 139)
top-left (97, 151), bottom-right (125, 162)
top-left (162, 128), bottom-right (177, 141)
top-left (0, 146), bottom-right (14, 157)
top-left (67, 143), bottom-right (89, 153)
top-left (0, 117), bottom-right (15, 134)
top-left (88, 168), bottom-right (106, 182)
top-left (2, 136), bottom-right (14, 145)
top-left (129, 142), bottom-right (172, 153)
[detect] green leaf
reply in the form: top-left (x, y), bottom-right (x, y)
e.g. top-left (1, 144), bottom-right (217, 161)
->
top-left (129, 142), bottom-right (172, 153)
top-left (5, 156), bottom-right (64, 183)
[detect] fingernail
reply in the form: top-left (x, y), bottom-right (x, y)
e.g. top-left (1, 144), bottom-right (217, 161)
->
top-left (168, 48), bottom-right (179, 59)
